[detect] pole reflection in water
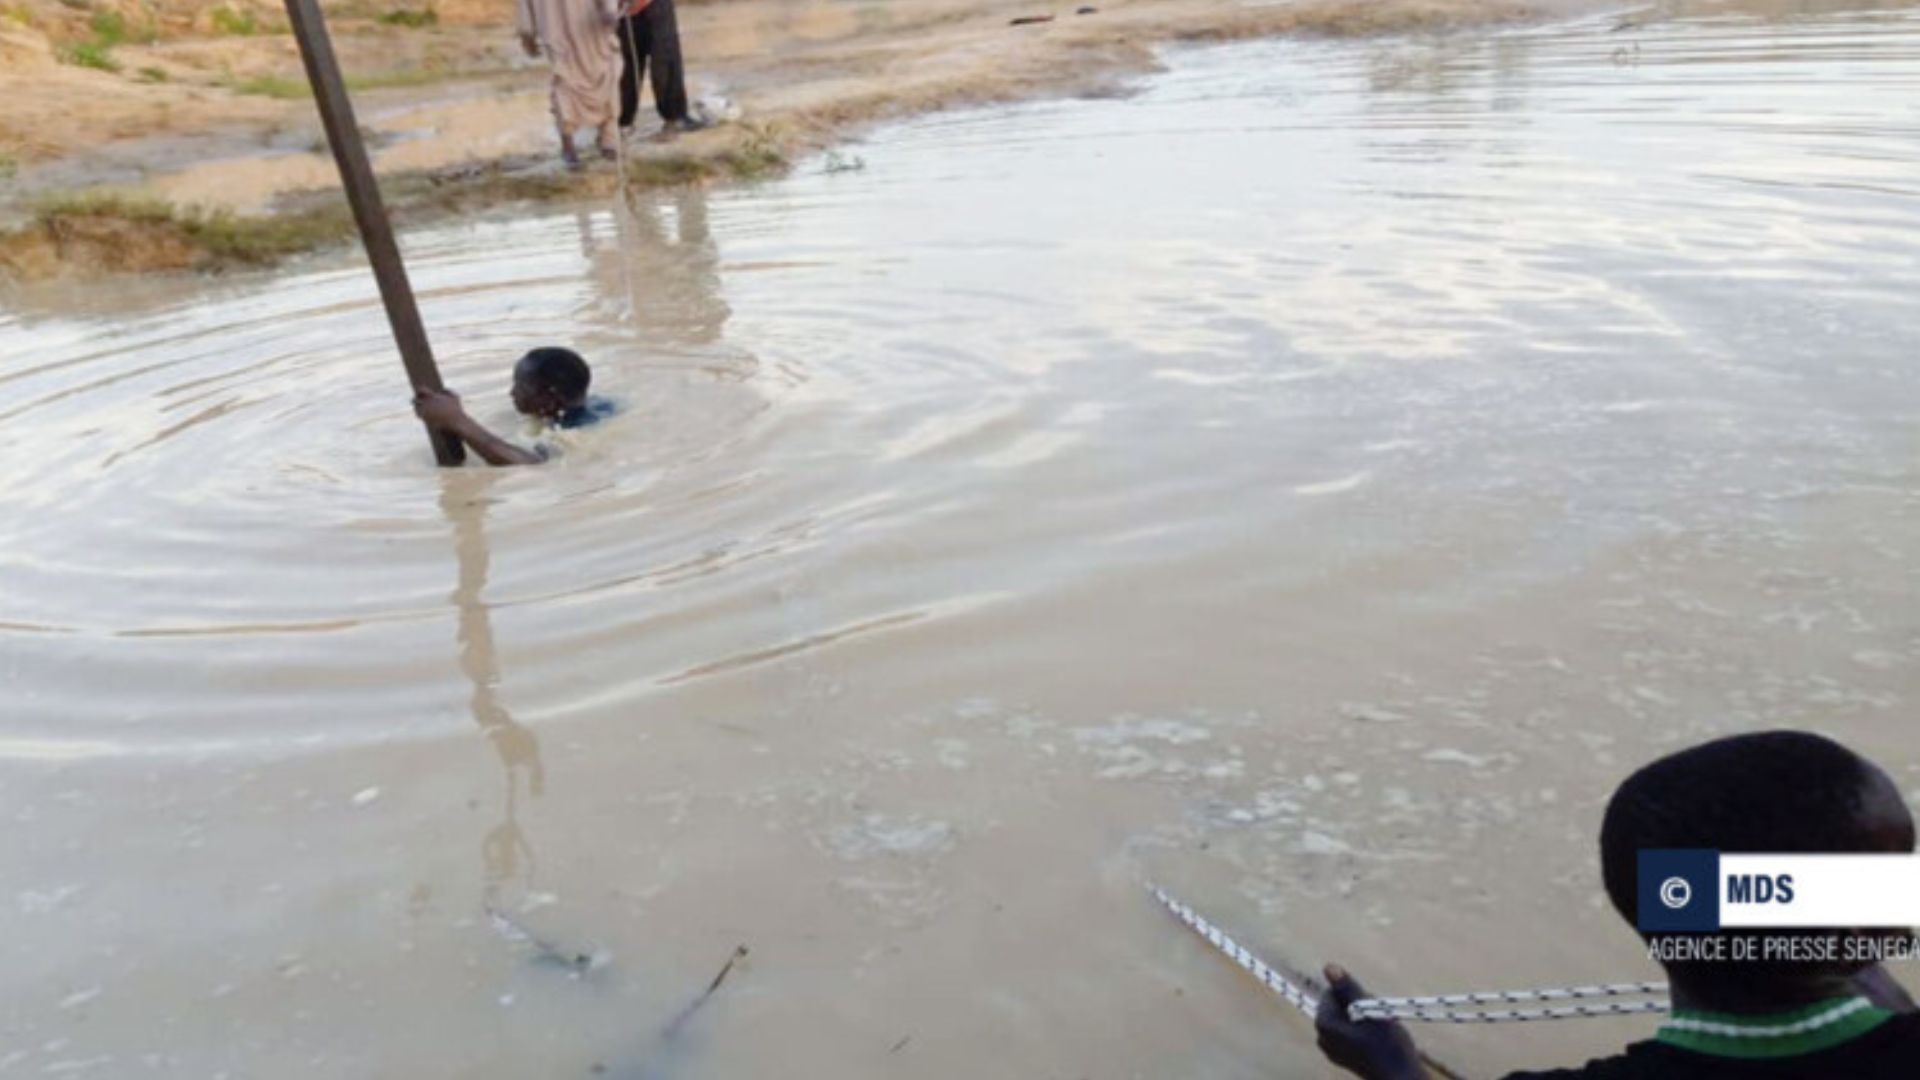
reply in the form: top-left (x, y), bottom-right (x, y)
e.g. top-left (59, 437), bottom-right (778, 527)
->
top-left (441, 481), bottom-right (546, 911)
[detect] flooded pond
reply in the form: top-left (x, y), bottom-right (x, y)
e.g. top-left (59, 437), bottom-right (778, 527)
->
top-left (4, 0), bottom-right (1919, 1075)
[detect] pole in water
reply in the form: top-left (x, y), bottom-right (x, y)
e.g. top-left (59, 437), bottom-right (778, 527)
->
top-left (281, 0), bottom-right (465, 466)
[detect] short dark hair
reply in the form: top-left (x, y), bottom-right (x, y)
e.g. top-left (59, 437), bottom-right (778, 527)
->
top-left (519, 347), bottom-right (591, 401)
top-left (1599, 731), bottom-right (1888, 924)
top-left (1597, 730), bottom-right (1912, 991)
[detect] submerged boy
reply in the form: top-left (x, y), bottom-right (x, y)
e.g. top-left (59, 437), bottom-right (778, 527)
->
top-left (1316, 730), bottom-right (1918, 1078)
top-left (413, 347), bottom-right (613, 466)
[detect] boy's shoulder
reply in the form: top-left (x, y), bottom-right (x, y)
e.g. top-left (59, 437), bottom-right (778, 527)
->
top-left (1501, 1012), bottom-right (1920, 1080)
top-left (556, 395), bottom-right (617, 430)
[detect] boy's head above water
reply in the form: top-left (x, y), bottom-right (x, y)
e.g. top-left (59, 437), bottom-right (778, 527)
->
top-left (1600, 730), bottom-right (1915, 1008)
top-left (511, 347), bottom-right (592, 421)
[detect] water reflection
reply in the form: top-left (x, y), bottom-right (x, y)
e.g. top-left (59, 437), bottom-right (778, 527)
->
top-left (586, 186), bottom-right (732, 348)
top-left (441, 481), bottom-right (547, 906)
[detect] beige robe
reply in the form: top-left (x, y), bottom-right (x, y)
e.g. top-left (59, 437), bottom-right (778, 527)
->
top-left (516, 0), bottom-right (622, 131)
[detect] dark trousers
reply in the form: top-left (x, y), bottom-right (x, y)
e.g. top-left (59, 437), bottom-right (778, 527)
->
top-left (618, 0), bottom-right (688, 127)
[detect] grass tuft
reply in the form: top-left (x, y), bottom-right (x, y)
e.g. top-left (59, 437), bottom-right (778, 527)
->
top-left (59, 38), bottom-right (120, 70)
top-left (227, 66), bottom-right (483, 99)
top-left (209, 5), bottom-right (260, 35)
top-left (88, 8), bottom-right (126, 44)
top-left (717, 144), bottom-right (786, 180)
top-left (347, 66), bottom-right (456, 91)
top-left (9, 193), bottom-right (355, 271)
top-left (377, 6), bottom-right (436, 27)
top-left (55, 8), bottom-right (159, 71)
top-left (623, 129), bottom-right (788, 188)
top-left (624, 155), bottom-right (716, 187)
top-left (228, 74), bottom-right (308, 98)
top-left (3, 124), bottom-right (798, 280)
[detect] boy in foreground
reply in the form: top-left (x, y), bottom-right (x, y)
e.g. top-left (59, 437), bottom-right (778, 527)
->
top-left (413, 347), bottom-right (612, 466)
top-left (1316, 730), bottom-right (1918, 1078)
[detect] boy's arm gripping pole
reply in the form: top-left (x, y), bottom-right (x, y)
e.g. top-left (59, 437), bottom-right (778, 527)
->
top-left (282, 0), bottom-right (465, 467)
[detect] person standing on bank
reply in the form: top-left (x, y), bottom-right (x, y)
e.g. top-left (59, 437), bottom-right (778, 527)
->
top-left (516, 0), bottom-right (623, 167)
top-left (618, 0), bottom-right (696, 136)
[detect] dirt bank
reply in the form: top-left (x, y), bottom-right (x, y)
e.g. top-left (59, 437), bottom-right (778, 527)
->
top-left (1, 0), bottom-right (1585, 280)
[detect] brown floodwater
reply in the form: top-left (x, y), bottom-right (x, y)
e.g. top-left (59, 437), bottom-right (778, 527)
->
top-left (4, 1), bottom-right (1920, 1075)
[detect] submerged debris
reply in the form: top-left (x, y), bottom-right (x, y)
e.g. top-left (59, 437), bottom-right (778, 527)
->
top-left (484, 903), bottom-right (610, 977)
top-left (659, 944), bottom-right (751, 1041)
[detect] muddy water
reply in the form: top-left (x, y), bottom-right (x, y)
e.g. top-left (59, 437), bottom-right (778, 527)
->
top-left (6, 2), bottom-right (1920, 1075)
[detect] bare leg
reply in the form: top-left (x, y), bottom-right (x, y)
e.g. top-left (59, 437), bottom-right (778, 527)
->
top-left (596, 120), bottom-right (619, 161)
top-left (559, 128), bottom-right (582, 169)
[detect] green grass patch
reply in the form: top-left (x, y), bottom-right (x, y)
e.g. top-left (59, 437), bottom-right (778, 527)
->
top-left (623, 141), bottom-right (788, 189)
top-left (378, 6), bottom-right (437, 27)
top-left (59, 39), bottom-right (120, 70)
top-left (137, 65), bottom-right (168, 83)
top-left (625, 148), bottom-right (786, 186)
top-left (54, 8), bottom-right (161, 71)
top-left (19, 192), bottom-right (355, 268)
top-left (209, 5), bottom-right (259, 35)
top-left (228, 74), bottom-right (307, 98)
top-left (717, 143), bottom-right (786, 181)
top-left (624, 155), bottom-right (715, 187)
top-left (348, 67), bottom-right (457, 91)
top-left (227, 65), bottom-right (478, 99)
top-left (88, 8), bottom-right (126, 44)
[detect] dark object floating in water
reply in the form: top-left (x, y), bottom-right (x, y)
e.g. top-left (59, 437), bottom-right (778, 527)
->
top-left (1076, 5), bottom-right (1097, 12)
top-left (1009, 14), bottom-right (1054, 25)
top-left (659, 944), bottom-right (751, 1041)
top-left (486, 903), bottom-right (609, 977)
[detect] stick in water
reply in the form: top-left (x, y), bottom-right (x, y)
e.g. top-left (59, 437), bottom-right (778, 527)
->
top-left (659, 944), bottom-right (750, 1042)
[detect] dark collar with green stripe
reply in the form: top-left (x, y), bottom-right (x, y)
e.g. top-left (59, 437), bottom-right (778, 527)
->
top-left (1658, 996), bottom-right (1892, 1059)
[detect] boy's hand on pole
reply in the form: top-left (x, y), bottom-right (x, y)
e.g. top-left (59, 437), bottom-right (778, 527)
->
top-left (413, 388), bottom-right (469, 431)
top-left (1315, 964), bottom-right (1427, 1080)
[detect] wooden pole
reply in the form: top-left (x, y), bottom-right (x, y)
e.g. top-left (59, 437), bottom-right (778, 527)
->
top-left (282, 0), bottom-right (465, 466)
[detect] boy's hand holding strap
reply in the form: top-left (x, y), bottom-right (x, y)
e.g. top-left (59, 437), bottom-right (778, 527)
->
top-left (1316, 965), bottom-right (1431, 1080)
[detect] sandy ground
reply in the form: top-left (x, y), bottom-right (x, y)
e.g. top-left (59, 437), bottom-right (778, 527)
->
top-left (0, 0), bottom-right (1574, 226)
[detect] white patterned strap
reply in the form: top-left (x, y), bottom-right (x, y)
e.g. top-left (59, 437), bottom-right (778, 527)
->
top-left (1151, 885), bottom-right (1673, 1025)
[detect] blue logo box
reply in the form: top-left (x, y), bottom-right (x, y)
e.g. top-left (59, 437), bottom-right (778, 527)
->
top-left (1637, 849), bottom-right (1720, 932)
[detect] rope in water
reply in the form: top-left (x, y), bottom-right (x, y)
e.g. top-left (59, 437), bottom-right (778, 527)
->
top-left (1150, 885), bottom-right (1672, 1024)
top-left (1152, 884), bottom-right (1322, 1016)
